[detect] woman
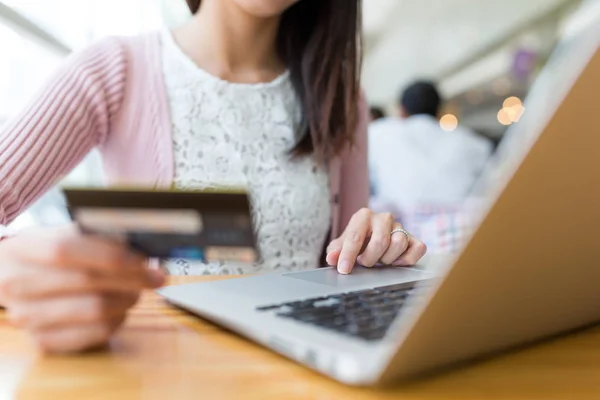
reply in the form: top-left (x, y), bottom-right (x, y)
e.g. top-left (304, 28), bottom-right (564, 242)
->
top-left (0, 0), bottom-right (426, 353)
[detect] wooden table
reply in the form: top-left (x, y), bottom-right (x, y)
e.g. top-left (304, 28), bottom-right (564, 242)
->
top-left (2, 276), bottom-right (600, 399)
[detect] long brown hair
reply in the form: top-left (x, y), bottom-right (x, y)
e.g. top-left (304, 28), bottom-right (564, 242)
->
top-left (185, 0), bottom-right (363, 160)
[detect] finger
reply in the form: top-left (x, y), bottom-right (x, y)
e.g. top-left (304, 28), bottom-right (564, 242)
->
top-left (325, 237), bottom-right (343, 265)
top-left (392, 238), bottom-right (428, 266)
top-left (0, 264), bottom-right (42, 305)
top-left (326, 247), bottom-right (341, 266)
top-left (327, 242), bottom-right (370, 266)
top-left (9, 293), bottom-right (138, 330)
top-left (380, 225), bottom-right (410, 265)
top-left (337, 208), bottom-right (371, 274)
top-left (2, 267), bottom-right (164, 300)
top-left (357, 213), bottom-right (395, 267)
top-left (32, 323), bottom-right (117, 354)
top-left (327, 237), bottom-right (370, 266)
top-left (326, 237), bottom-right (343, 254)
top-left (13, 226), bottom-right (147, 274)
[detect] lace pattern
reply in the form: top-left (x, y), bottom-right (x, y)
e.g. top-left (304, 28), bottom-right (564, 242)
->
top-left (160, 30), bottom-right (331, 275)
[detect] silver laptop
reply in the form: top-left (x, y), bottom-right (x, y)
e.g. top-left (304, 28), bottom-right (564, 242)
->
top-left (159, 7), bottom-right (600, 386)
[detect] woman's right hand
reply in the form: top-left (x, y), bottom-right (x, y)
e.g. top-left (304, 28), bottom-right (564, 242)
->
top-left (0, 225), bottom-right (165, 354)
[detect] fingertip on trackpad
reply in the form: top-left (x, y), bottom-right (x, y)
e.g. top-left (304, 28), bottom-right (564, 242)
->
top-left (283, 266), bottom-right (427, 288)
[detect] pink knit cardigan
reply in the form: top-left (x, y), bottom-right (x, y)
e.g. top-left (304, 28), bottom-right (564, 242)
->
top-left (0, 32), bottom-right (369, 239)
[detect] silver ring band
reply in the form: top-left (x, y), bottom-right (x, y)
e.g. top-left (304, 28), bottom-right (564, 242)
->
top-left (391, 228), bottom-right (411, 242)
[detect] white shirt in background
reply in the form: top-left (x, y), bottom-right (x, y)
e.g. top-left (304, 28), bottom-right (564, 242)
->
top-left (368, 115), bottom-right (492, 215)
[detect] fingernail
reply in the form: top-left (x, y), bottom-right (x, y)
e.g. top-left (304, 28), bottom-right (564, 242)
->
top-left (148, 269), bottom-right (166, 287)
top-left (338, 260), bottom-right (352, 275)
top-left (393, 260), bottom-right (408, 267)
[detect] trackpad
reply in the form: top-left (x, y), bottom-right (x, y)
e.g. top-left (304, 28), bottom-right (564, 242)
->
top-left (283, 266), bottom-right (428, 289)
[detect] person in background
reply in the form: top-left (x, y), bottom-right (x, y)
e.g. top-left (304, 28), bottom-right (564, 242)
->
top-left (368, 80), bottom-right (492, 228)
top-left (0, 0), bottom-right (426, 354)
top-left (369, 106), bottom-right (386, 122)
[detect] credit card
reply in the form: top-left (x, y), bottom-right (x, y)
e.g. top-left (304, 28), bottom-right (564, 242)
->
top-left (62, 188), bottom-right (258, 263)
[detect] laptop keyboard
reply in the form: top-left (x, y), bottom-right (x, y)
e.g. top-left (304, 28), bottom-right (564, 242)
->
top-left (256, 281), bottom-right (431, 342)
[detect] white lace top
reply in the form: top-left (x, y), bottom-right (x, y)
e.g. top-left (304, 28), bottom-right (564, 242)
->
top-left (160, 30), bottom-right (331, 275)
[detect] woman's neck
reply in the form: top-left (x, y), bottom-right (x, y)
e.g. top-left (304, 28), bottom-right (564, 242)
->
top-left (173, 0), bottom-right (285, 83)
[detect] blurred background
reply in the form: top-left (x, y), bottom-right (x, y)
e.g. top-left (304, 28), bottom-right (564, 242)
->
top-left (0, 0), bottom-right (592, 230)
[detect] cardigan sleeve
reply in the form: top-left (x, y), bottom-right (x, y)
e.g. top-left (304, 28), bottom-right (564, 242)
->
top-left (336, 90), bottom-right (370, 234)
top-left (0, 38), bottom-right (128, 226)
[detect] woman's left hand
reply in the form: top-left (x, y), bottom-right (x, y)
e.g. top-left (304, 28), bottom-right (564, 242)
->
top-left (326, 208), bottom-right (427, 275)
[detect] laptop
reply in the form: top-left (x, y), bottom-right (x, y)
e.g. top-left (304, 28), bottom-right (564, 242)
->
top-left (158, 6), bottom-right (600, 386)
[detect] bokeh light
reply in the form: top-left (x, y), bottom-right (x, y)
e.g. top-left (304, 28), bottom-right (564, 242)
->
top-left (499, 96), bottom-right (526, 125)
top-left (503, 96), bottom-right (522, 108)
top-left (440, 114), bottom-right (459, 132)
top-left (497, 109), bottom-right (513, 126)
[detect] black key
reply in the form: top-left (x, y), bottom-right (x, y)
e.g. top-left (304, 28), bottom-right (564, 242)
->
top-left (313, 298), bottom-right (342, 308)
top-left (341, 300), bottom-right (369, 311)
top-left (374, 282), bottom-right (418, 292)
top-left (358, 291), bottom-right (385, 301)
top-left (363, 328), bottom-right (389, 341)
top-left (293, 299), bottom-right (322, 307)
top-left (337, 292), bottom-right (366, 301)
top-left (378, 300), bottom-right (405, 311)
top-left (377, 297), bottom-right (398, 306)
top-left (289, 313), bottom-right (322, 323)
top-left (343, 289), bottom-right (372, 297)
top-left (314, 323), bottom-right (346, 333)
top-left (358, 299), bottom-right (382, 308)
top-left (286, 309), bottom-right (339, 323)
top-left (314, 315), bottom-right (350, 329)
top-left (347, 311), bottom-right (375, 323)
top-left (385, 289), bottom-right (410, 298)
top-left (303, 296), bottom-right (329, 303)
top-left (256, 304), bottom-right (282, 311)
top-left (309, 310), bottom-right (343, 321)
top-left (259, 285), bottom-right (412, 342)
top-left (278, 307), bottom-right (319, 318)
top-left (285, 302), bottom-right (317, 312)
